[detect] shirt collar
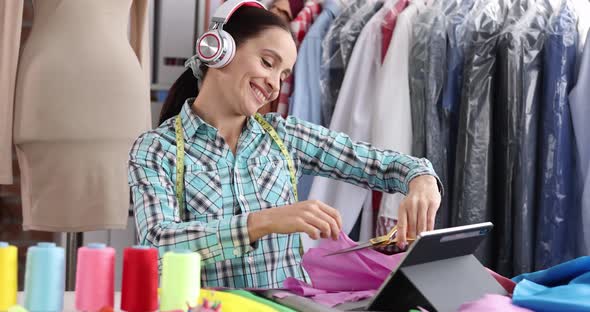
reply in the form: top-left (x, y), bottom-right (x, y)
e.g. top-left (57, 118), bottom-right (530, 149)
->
top-left (179, 98), bottom-right (264, 140)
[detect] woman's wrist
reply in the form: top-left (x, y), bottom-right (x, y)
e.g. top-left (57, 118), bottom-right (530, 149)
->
top-left (247, 210), bottom-right (273, 242)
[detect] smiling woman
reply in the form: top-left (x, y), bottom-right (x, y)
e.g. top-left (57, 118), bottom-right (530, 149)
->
top-left (128, 0), bottom-right (441, 289)
top-left (157, 5), bottom-right (294, 126)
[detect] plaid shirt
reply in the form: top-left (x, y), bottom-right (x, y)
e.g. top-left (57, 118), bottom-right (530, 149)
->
top-left (128, 99), bottom-right (439, 288)
top-left (276, 1), bottom-right (322, 117)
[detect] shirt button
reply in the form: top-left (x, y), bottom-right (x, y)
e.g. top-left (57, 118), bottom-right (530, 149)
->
top-left (247, 256), bottom-right (254, 264)
top-left (239, 194), bottom-right (246, 201)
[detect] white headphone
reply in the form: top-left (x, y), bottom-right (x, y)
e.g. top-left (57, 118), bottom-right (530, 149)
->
top-left (196, 0), bottom-right (267, 68)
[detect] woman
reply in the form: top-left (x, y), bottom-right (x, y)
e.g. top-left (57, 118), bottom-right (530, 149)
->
top-left (128, 3), bottom-right (441, 288)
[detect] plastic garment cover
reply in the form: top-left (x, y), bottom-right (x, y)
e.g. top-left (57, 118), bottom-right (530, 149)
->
top-left (569, 31), bottom-right (590, 256)
top-left (512, 256), bottom-right (590, 312)
top-left (338, 1), bottom-right (383, 69)
top-left (535, 0), bottom-right (579, 271)
top-left (451, 0), bottom-right (506, 267)
top-left (319, 0), bottom-right (366, 127)
top-left (494, 0), bottom-right (548, 277)
top-left (408, 11), bottom-right (428, 158)
top-left (408, 5), bottom-right (448, 228)
top-left (440, 0), bottom-right (476, 229)
top-left (458, 294), bottom-right (533, 312)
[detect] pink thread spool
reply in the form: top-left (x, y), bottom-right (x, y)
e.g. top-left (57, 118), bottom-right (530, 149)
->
top-left (75, 243), bottom-right (115, 311)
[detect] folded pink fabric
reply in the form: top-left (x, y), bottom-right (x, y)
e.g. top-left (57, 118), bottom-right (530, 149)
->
top-left (458, 294), bottom-right (533, 312)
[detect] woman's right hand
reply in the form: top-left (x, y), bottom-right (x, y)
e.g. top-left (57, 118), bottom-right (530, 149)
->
top-left (248, 200), bottom-right (343, 242)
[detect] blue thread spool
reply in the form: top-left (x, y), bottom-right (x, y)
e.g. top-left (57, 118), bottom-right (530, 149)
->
top-left (24, 242), bottom-right (65, 312)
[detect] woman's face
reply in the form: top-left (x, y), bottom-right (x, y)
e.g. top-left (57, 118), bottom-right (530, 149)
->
top-left (216, 27), bottom-right (297, 116)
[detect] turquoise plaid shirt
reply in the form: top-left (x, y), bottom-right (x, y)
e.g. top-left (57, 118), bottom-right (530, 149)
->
top-left (128, 99), bottom-right (439, 288)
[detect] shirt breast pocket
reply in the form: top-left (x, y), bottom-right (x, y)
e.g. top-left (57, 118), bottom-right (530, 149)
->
top-left (248, 156), bottom-right (294, 208)
top-left (184, 166), bottom-right (223, 220)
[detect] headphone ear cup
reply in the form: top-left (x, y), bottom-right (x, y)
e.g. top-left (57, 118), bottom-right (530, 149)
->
top-left (196, 30), bottom-right (223, 65)
top-left (208, 30), bottom-right (236, 69)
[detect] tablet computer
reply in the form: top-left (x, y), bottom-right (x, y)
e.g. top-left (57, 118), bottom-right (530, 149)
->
top-left (345, 222), bottom-right (507, 312)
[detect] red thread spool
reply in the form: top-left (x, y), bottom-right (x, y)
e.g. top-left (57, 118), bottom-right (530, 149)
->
top-left (120, 246), bottom-right (158, 312)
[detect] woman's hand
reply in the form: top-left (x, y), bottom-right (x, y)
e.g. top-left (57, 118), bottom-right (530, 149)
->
top-left (248, 200), bottom-right (343, 242)
top-left (396, 175), bottom-right (441, 248)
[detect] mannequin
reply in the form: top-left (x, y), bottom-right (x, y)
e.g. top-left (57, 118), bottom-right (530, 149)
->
top-left (0, 0), bottom-right (151, 231)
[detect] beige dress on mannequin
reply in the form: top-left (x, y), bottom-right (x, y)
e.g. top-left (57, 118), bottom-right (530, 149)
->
top-left (0, 0), bottom-right (151, 231)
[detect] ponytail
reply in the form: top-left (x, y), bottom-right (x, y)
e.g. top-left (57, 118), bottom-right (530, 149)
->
top-left (158, 68), bottom-right (199, 125)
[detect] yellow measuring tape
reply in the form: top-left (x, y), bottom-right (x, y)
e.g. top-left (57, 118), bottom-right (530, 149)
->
top-left (253, 113), bottom-right (298, 201)
top-left (175, 115), bottom-right (186, 221)
top-left (175, 113), bottom-right (307, 282)
top-left (174, 114), bottom-right (298, 216)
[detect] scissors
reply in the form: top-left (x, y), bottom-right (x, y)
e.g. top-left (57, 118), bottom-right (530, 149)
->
top-left (324, 226), bottom-right (414, 257)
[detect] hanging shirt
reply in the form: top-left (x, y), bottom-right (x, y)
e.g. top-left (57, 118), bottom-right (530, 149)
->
top-left (129, 99), bottom-right (439, 288)
top-left (289, 0), bottom-right (342, 202)
top-left (435, 0), bottom-right (474, 232)
top-left (535, 1), bottom-right (579, 271)
top-left (572, 0), bottom-right (590, 77)
top-left (452, 0), bottom-right (506, 267)
top-left (440, 0), bottom-right (476, 230)
top-left (276, 1), bottom-right (322, 117)
top-left (372, 0), bottom-right (410, 237)
top-left (338, 1), bottom-right (384, 69)
top-left (372, 1), bottom-right (425, 236)
top-left (380, 0), bottom-right (410, 63)
top-left (319, 0), bottom-right (365, 128)
top-left (569, 30), bottom-right (590, 257)
top-left (307, 1), bottom-right (437, 247)
top-left (495, 1), bottom-right (548, 277)
top-left (410, 7), bottom-right (448, 231)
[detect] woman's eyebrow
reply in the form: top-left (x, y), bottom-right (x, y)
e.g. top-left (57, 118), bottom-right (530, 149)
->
top-left (263, 48), bottom-right (292, 75)
top-left (262, 48), bottom-right (283, 63)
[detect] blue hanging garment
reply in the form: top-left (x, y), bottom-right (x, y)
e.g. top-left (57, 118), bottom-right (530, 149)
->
top-left (535, 0), bottom-right (579, 271)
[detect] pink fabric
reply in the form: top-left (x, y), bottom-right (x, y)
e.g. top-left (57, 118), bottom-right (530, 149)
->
top-left (280, 231), bottom-right (517, 308)
top-left (283, 277), bottom-right (328, 296)
top-left (277, 278), bottom-right (377, 308)
top-left (302, 231), bottom-right (405, 291)
top-left (458, 294), bottom-right (533, 312)
top-left (311, 290), bottom-right (376, 307)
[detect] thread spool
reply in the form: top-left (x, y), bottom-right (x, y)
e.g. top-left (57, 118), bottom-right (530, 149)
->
top-left (159, 250), bottom-right (201, 311)
top-left (23, 242), bottom-right (65, 312)
top-left (120, 246), bottom-right (158, 312)
top-left (0, 242), bottom-right (18, 310)
top-left (75, 243), bottom-right (115, 311)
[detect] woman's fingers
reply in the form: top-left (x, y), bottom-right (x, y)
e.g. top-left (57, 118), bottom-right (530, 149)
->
top-left (397, 202), bottom-right (408, 248)
top-left (417, 199), bottom-right (428, 235)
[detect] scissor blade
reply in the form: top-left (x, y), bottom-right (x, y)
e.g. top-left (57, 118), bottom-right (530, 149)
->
top-left (323, 241), bottom-right (374, 257)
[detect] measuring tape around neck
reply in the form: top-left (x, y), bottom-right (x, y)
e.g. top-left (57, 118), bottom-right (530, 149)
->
top-left (174, 114), bottom-right (298, 217)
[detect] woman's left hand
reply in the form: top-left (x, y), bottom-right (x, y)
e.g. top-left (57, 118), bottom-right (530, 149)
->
top-left (396, 175), bottom-right (441, 248)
